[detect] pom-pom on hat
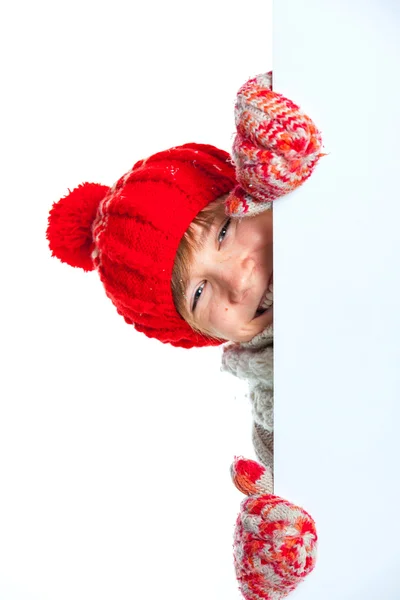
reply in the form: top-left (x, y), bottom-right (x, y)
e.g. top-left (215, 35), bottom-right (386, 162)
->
top-left (46, 143), bottom-right (237, 349)
top-left (231, 457), bottom-right (318, 599)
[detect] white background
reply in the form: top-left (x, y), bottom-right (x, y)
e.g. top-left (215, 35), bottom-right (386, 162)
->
top-left (0, 1), bottom-right (399, 599)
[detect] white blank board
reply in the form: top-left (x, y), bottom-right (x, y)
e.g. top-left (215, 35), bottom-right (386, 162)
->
top-left (273, 1), bottom-right (400, 599)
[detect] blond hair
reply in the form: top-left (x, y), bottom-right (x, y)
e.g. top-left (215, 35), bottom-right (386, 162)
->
top-left (171, 195), bottom-right (228, 340)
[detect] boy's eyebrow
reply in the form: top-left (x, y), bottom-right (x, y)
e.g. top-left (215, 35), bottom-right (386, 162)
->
top-left (199, 214), bottom-right (217, 247)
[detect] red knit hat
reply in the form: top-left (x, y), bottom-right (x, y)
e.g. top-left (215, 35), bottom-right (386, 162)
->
top-left (46, 143), bottom-right (237, 349)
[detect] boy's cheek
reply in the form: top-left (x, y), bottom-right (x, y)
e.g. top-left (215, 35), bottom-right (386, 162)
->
top-left (208, 312), bottom-right (235, 341)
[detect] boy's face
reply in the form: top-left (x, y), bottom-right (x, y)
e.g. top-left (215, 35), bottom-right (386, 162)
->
top-left (185, 206), bottom-right (273, 343)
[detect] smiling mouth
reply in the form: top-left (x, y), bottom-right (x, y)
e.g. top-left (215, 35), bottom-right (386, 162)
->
top-left (254, 272), bottom-right (274, 319)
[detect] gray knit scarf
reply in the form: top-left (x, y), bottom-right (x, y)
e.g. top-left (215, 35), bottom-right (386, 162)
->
top-left (220, 323), bottom-right (274, 476)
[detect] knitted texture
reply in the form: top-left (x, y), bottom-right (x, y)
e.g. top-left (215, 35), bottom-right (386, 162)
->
top-left (47, 73), bottom-right (324, 348)
top-left (221, 331), bottom-right (274, 435)
top-left (252, 422), bottom-right (274, 473)
top-left (47, 143), bottom-right (237, 348)
top-left (231, 458), bottom-right (318, 600)
top-left (47, 183), bottom-right (111, 271)
top-left (225, 72), bottom-right (325, 217)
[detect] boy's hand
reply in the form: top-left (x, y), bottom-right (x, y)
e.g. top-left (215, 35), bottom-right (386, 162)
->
top-left (231, 457), bottom-right (318, 599)
top-left (226, 72), bottom-right (325, 217)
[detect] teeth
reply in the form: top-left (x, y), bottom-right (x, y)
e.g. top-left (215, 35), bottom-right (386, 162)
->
top-left (259, 283), bottom-right (273, 310)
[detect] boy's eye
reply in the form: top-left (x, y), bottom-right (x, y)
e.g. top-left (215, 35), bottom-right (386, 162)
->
top-left (218, 218), bottom-right (231, 246)
top-left (192, 282), bottom-right (205, 312)
top-left (192, 219), bottom-right (231, 313)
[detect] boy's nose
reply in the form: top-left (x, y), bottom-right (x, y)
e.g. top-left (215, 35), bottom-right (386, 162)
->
top-left (219, 257), bottom-right (254, 304)
top-left (228, 285), bottom-right (250, 304)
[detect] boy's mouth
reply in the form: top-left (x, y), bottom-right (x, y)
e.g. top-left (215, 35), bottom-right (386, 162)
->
top-left (254, 272), bottom-right (273, 319)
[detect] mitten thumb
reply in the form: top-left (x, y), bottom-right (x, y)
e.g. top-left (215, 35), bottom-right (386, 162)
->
top-left (231, 456), bottom-right (273, 495)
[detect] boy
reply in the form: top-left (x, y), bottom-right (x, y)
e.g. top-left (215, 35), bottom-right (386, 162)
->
top-left (47, 72), bottom-right (324, 598)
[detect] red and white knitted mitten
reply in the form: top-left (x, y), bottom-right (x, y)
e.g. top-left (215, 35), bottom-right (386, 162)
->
top-left (225, 72), bottom-right (325, 217)
top-left (231, 457), bottom-right (318, 600)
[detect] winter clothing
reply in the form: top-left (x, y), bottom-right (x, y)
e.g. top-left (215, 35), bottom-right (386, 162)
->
top-left (225, 71), bottom-right (325, 218)
top-left (221, 323), bottom-right (274, 471)
top-left (46, 144), bottom-right (236, 349)
top-left (231, 457), bottom-right (318, 600)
